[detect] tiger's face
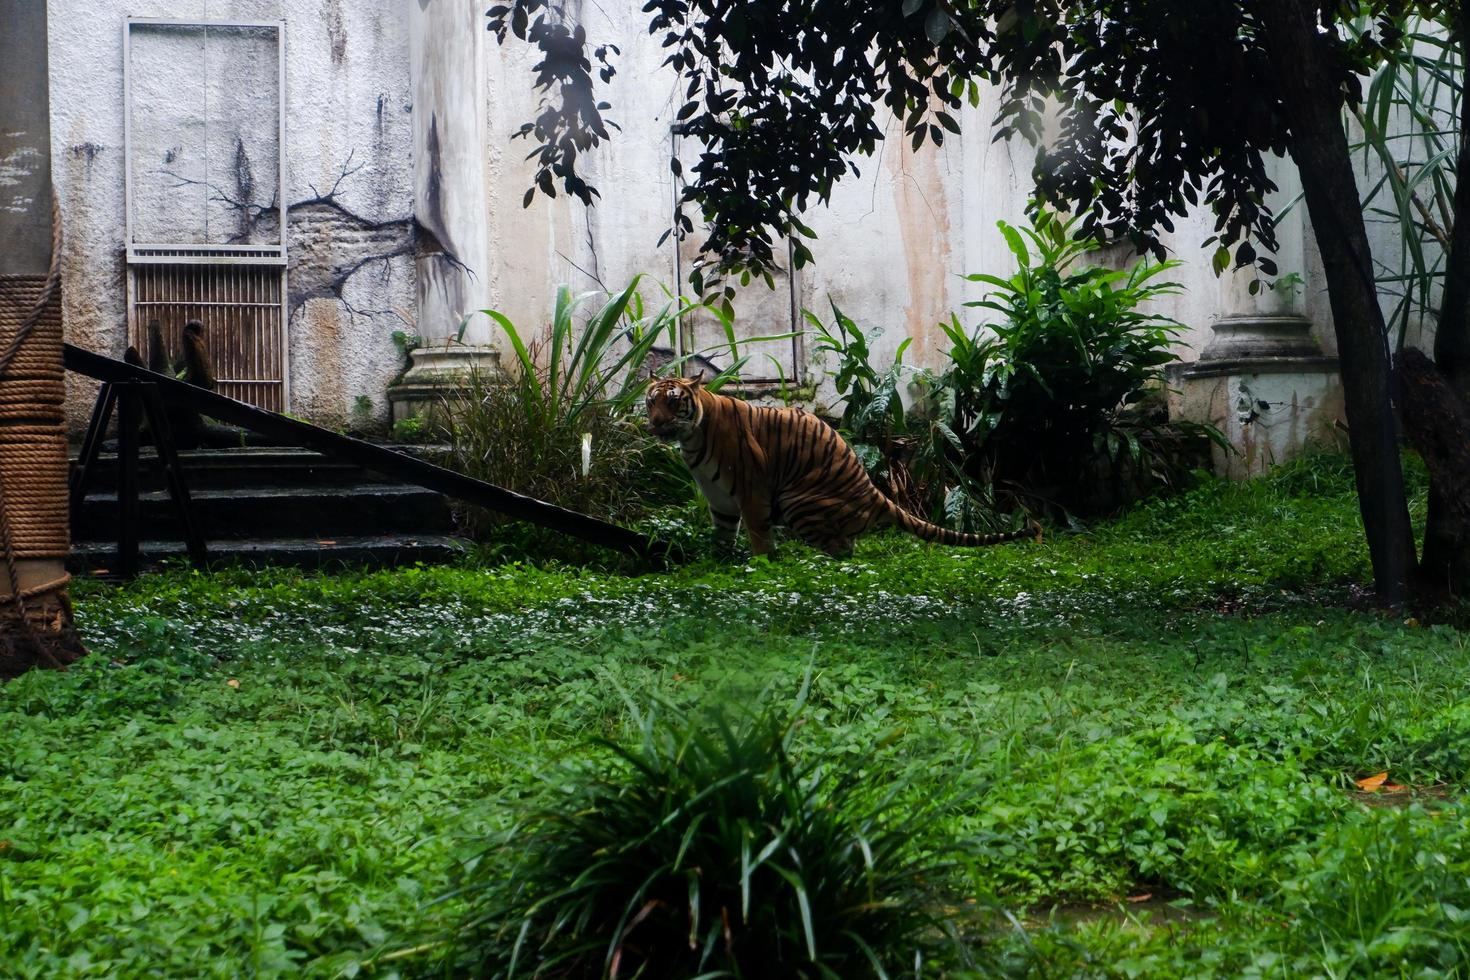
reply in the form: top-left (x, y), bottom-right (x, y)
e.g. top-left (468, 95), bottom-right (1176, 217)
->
top-left (645, 376), bottom-right (703, 441)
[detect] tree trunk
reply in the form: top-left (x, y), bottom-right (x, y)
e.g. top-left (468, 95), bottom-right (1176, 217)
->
top-left (1396, 350), bottom-right (1470, 542)
top-left (0, 0), bottom-right (86, 679)
top-left (1256, 0), bottom-right (1416, 604)
top-left (1421, 1), bottom-right (1470, 593)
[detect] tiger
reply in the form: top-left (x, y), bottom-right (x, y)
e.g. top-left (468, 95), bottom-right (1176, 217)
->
top-left (645, 374), bottom-right (1039, 558)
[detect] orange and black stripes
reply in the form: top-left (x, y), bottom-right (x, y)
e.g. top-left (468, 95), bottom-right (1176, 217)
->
top-left (646, 376), bottom-right (1040, 558)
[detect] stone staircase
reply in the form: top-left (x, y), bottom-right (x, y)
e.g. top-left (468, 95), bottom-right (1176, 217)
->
top-left (69, 445), bottom-right (469, 573)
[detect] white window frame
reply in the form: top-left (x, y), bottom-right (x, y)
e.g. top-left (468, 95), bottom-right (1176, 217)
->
top-left (122, 17), bottom-right (290, 406)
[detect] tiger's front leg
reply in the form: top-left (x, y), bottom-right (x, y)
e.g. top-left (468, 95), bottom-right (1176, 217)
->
top-left (694, 473), bottom-right (744, 553)
top-left (708, 505), bottom-right (741, 551)
top-left (741, 497), bottom-right (775, 557)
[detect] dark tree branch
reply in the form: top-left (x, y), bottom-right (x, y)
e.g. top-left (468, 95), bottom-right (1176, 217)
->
top-left (1433, 2), bottom-right (1470, 396)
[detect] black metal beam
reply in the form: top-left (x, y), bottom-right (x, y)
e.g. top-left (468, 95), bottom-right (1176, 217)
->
top-left (115, 384), bottom-right (141, 579)
top-left (70, 381), bottom-right (116, 524)
top-left (64, 343), bottom-right (677, 565)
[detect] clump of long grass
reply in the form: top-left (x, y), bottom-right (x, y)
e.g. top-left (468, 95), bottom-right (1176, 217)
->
top-left (443, 684), bottom-right (970, 978)
top-left (439, 278), bottom-right (700, 532)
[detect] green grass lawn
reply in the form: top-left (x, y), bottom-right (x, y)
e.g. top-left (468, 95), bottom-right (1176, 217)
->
top-left (5, 455), bottom-right (1470, 976)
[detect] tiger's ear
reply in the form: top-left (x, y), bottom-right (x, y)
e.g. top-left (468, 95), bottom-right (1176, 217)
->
top-left (690, 369), bottom-right (706, 389)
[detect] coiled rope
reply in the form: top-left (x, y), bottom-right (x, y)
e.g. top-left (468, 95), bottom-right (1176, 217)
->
top-left (0, 191), bottom-right (73, 640)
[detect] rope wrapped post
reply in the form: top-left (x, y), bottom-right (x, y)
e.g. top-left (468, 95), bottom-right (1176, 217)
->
top-left (0, 0), bottom-right (85, 679)
top-left (0, 197), bottom-right (86, 679)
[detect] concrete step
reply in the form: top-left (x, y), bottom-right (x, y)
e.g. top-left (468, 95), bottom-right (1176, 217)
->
top-left (69, 533), bottom-right (470, 574)
top-left (69, 444), bottom-right (471, 572)
top-left (70, 445), bottom-right (448, 492)
top-left (73, 483), bottom-right (455, 542)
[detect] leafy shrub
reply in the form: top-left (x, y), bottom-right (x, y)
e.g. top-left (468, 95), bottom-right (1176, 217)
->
top-left (445, 688), bottom-right (967, 978)
top-left (390, 414), bottom-right (431, 444)
top-left (943, 207), bottom-right (1211, 515)
top-left (815, 214), bottom-right (1195, 524)
top-left (807, 210), bottom-right (1214, 528)
top-left (806, 302), bottom-right (1011, 533)
top-left (440, 279), bottom-right (699, 532)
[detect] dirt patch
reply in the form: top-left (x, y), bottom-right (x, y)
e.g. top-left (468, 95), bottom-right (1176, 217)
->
top-left (1021, 893), bottom-right (1211, 933)
top-left (1349, 783), bottom-right (1457, 809)
top-left (961, 891), bottom-right (1214, 944)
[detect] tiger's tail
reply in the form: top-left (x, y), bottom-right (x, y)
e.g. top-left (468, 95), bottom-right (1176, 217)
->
top-left (885, 498), bottom-right (1042, 548)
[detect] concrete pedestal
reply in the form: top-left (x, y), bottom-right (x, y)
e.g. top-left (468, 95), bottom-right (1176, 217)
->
top-left (1168, 315), bottom-right (1343, 479)
top-left (387, 344), bottom-right (502, 423)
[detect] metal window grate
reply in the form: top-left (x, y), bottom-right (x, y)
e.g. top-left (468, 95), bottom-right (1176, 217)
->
top-left (129, 264), bottom-right (287, 412)
top-left (128, 245), bottom-right (286, 265)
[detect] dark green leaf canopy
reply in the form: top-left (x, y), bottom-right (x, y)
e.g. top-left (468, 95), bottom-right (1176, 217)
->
top-left (487, 1), bottom-right (1436, 282)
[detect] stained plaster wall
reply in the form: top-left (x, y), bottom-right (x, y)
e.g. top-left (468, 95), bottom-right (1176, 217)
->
top-left (477, 7), bottom-right (1275, 415)
top-left (50, 0), bottom-right (416, 431)
top-left (482, 11), bottom-right (1464, 434)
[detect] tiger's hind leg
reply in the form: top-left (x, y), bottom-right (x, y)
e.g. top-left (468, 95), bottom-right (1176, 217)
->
top-left (788, 503), bottom-right (864, 560)
top-left (817, 536), bottom-right (855, 559)
top-left (785, 514), bottom-right (854, 560)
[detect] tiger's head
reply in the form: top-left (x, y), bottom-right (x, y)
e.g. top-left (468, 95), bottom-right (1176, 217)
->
top-left (645, 373), bottom-right (705, 442)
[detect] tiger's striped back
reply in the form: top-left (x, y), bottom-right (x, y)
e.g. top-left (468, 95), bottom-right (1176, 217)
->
top-left (647, 377), bottom-right (1038, 558)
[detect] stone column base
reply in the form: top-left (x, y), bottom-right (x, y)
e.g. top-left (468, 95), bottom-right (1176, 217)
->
top-left (387, 344), bottom-right (502, 424)
top-left (1167, 316), bottom-right (1344, 479)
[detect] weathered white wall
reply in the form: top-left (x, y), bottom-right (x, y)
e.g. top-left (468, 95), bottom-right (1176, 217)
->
top-left (411, 0), bottom-right (492, 345)
top-left (481, 0), bottom-right (679, 341)
top-left (51, 3), bottom-right (1420, 441)
top-left (125, 22), bottom-right (283, 245)
top-left (477, 17), bottom-right (1294, 413)
top-left (51, 0), bottom-right (416, 430)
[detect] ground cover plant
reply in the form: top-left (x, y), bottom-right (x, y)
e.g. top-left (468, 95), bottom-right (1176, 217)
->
top-left (5, 453), bottom-right (1470, 976)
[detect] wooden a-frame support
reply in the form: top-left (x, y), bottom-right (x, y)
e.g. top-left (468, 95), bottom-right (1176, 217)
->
top-left (70, 380), bottom-right (209, 577)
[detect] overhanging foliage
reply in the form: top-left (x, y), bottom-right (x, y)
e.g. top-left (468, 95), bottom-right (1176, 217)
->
top-left (486, 0), bottom-right (1439, 286)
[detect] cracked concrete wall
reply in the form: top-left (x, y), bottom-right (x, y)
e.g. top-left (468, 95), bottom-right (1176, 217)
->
top-left (50, 0), bottom-right (415, 432)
